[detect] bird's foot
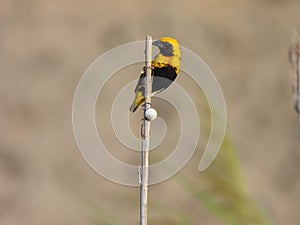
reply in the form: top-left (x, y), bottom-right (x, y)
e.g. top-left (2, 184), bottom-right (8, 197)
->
top-left (143, 65), bottom-right (154, 71)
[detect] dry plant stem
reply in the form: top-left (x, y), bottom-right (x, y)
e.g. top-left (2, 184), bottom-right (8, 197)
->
top-left (140, 35), bottom-right (152, 225)
top-left (296, 56), bottom-right (300, 139)
top-left (289, 30), bottom-right (300, 139)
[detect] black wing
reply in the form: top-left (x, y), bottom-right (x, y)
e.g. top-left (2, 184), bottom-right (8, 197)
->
top-left (134, 65), bottom-right (178, 94)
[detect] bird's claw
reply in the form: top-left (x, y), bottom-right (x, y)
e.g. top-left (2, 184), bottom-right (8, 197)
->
top-left (143, 65), bottom-right (154, 71)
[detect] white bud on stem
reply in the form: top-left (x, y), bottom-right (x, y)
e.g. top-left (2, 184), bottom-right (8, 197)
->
top-left (145, 108), bottom-right (157, 121)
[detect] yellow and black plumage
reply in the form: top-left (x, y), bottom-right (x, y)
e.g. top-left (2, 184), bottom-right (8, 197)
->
top-left (130, 37), bottom-right (181, 112)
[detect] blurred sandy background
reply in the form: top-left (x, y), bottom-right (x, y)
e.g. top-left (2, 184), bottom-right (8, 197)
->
top-left (1, 0), bottom-right (300, 224)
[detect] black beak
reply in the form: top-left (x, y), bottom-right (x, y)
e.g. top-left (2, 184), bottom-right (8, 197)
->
top-left (153, 40), bottom-right (163, 48)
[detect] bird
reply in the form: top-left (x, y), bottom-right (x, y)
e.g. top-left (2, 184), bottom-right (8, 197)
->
top-left (129, 37), bottom-right (181, 112)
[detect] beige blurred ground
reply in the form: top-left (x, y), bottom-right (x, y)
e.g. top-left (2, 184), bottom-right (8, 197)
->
top-left (1, 0), bottom-right (300, 224)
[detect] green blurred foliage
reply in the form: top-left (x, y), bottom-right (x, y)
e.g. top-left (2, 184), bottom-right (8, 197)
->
top-left (176, 136), bottom-right (273, 225)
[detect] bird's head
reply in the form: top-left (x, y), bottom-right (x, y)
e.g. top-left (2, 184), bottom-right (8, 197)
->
top-left (153, 37), bottom-right (181, 58)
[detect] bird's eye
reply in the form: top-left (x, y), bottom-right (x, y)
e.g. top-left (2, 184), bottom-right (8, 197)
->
top-left (159, 42), bottom-right (173, 56)
top-left (164, 42), bottom-right (171, 48)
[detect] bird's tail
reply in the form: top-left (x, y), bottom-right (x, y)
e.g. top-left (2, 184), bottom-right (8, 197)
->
top-left (130, 91), bottom-right (144, 113)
